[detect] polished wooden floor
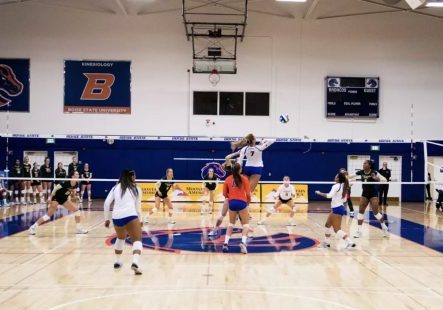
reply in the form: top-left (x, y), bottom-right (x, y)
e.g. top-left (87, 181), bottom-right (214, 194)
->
top-left (0, 201), bottom-right (442, 309)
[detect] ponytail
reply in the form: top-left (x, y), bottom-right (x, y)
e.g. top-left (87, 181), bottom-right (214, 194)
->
top-left (231, 133), bottom-right (255, 150)
top-left (338, 171), bottom-right (349, 199)
top-left (232, 162), bottom-right (242, 187)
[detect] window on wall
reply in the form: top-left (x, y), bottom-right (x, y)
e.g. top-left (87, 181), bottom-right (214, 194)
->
top-left (245, 92), bottom-right (269, 116)
top-left (193, 91), bottom-right (270, 116)
top-left (219, 92), bottom-right (244, 115)
top-left (193, 91), bottom-right (218, 115)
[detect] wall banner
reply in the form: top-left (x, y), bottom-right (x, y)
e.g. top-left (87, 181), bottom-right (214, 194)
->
top-left (64, 60), bottom-right (131, 114)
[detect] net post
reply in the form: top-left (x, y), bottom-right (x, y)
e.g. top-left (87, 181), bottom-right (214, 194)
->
top-left (423, 140), bottom-right (428, 183)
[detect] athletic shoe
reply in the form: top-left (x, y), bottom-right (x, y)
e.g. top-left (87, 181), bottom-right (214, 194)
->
top-left (286, 222), bottom-right (296, 226)
top-left (382, 226), bottom-right (390, 238)
top-left (114, 262), bottom-right (122, 269)
top-left (353, 231), bottom-right (362, 238)
top-left (131, 263), bottom-right (142, 275)
top-left (28, 225), bottom-right (36, 235)
top-left (257, 220), bottom-right (265, 225)
top-left (208, 229), bottom-right (218, 236)
top-left (75, 227), bottom-right (89, 234)
top-left (239, 242), bottom-right (248, 254)
top-left (318, 241), bottom-right (330, 248)
top-left (349, 211), bottom-right (355, 217)
top-left (222, 244), bottom-right (229, 253)
top-left (168, 220), bottom-right (176, 224)
top-left (345, 240), bottom-right (356, 249)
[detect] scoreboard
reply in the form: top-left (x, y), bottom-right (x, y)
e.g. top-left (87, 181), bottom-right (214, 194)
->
top-left (326, 77), bottom-right (379, 118)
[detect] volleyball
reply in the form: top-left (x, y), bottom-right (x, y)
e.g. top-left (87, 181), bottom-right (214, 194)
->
top-left (279, 114), bottom-right (289, 123)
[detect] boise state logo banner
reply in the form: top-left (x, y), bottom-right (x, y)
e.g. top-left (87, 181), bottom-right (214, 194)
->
top-left (0, 59), bottom-right (30, 112)
top-left (64, 60), bottom-right (131, 114)
top-left (106, 227), bottom-right (319, 254)
top-left (201, 162), bottom-right (226, 179)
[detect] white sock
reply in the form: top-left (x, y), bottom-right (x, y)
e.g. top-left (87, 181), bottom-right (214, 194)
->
top-left (76, 223), bottom-right (82, 229)
top-left (115, 254), bottom-right (122, 263)
top-left (381, 222), bottom-right (388, 230)
top-left (324, 236), bottom-right (331, 243)
top-left (224, 235), bottom-right (230, 244)
top-left (357, 225), bottom-right (362, 232)
top-left (242, 235), bottom-right (247, 244)
top-left (133, 253), bottom-right (140, 265)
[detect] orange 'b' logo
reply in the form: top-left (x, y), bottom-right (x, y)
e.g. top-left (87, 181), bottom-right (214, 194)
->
top-left (80, 73), bottom-right (115, 100)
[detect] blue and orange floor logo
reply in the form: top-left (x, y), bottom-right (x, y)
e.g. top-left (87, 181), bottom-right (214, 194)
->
top-left (106, 227), bottom-right (319, 254)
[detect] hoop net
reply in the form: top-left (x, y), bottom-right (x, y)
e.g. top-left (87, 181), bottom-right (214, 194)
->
top-left (208, 69), bottom-right (220, 87)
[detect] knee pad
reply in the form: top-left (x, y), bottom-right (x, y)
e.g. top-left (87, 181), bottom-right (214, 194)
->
top-left (242, 224), bottom-right (250, 230)
top-left (374, 213), bottom-right (383, 220)
top-left (357, 213), bottom-right (365, 220)
top-left (28, 189), bottom-right (33, 194)
top-left (20, 190), bottom-right (26, 195)
top-left (336, 230), bottom-right (346, 239)
top-left (227, 223), bottom-right (234, 228)
top-left (267, 206), bottom-right (276, 213)
top-left (132, 240), bottom-right (143, 252)
top-left (74, 210), bottom-right (81, 216)
top-left (114, 238), bottom-right (125, 251)
top-left (42, 214), bottom-right (50, 221)
top-left (14, 190), bottom-right (18, 195)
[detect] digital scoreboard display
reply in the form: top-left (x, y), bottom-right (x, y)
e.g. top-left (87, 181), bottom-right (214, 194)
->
top-left (326, 77), bottom-right (379, 118)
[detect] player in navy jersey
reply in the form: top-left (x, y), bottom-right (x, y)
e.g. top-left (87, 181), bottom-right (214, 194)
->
top-left (55, 162), bottom-right (67, 185)
top-left (80, 163), bottom-right (92, 202)
top-left (147, 168), bottom-right (176, 224)
top-left (31, 162), bottom-right (44, 204)
top-left (22, 156), bottom-right (32, 204)
top-left (202, 168), bottom-right (218, 214)
top-left (28, 170), bottom-right (88, 235)
top-left (10, 159), bottom-right (24, 204)
top-left (351, 160), bottom-right (389, 238)
top-left (40, 157), bottom-right (53, 203)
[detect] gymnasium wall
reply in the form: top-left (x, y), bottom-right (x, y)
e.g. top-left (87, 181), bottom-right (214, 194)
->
top-left (0, 4), bottom-right (443, 140)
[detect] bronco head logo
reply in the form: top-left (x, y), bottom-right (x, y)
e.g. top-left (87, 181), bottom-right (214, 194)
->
top-left (0, 64), bottom-right (24, 107)
top-left (106, 227), bottom-right (319, 254)
top-left (201, 162), bottom-right (226, 179)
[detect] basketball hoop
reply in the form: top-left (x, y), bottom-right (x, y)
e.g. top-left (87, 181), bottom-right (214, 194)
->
top-left (208, 69), bottom-right (220, 87)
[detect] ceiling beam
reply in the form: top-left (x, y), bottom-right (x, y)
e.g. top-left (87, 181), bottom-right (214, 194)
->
top-left (114, 0), bottom-right (128, 16)
top-left (304, 0), bottom-right (320, 19)
top-left (318, 9), bottom-right (402, 20)
top-left (249, 8), bottom-right (295, 19)
top-left (0, 0), bottom-right (35, 7)
top-left (137, 8), bottom-right (181, 16)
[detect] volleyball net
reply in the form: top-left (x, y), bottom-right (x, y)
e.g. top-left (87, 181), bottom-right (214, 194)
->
top-left (0, 134), bottom-right (441, 209)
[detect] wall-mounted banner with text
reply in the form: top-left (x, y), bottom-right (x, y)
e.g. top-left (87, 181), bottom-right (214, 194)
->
top-left (64, 60), bottom-right (131, 114)
top-left (0, 58), bottom-right (30, 113)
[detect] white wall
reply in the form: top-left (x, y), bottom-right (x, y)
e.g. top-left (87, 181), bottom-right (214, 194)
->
top-left (1, 4), bottom-right (443, 140)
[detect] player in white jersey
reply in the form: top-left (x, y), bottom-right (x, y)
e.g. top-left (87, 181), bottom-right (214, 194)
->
top-left (104, 169), bottom-right (143, 275)
top-left (315, 171), bottom-right (355, 249)
top-left (258, 176), bottom-right (297, 226)
top-left (235, 133), bottom-right (275, 193)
